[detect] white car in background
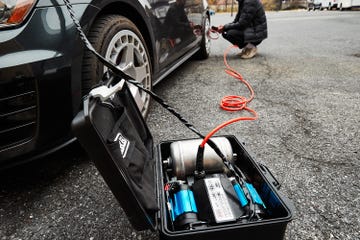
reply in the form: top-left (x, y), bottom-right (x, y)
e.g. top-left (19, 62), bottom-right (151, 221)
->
top-left (308, 0), bottom-right (338, 10)
top-left (314, 0), bottom-right (338, 9)
top-left (338, 0), bottom-right (360, 9)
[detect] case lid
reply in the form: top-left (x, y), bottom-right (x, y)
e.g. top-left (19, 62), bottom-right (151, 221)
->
top-left (72, 80), bottom-right (158, 231)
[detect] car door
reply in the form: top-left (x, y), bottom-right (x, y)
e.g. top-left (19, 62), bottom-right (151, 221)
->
top-left (149, 0), bottom-right (203, 68)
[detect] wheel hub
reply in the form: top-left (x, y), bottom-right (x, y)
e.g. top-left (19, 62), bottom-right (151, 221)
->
top-left (105, 30), bottom-right (151, 117)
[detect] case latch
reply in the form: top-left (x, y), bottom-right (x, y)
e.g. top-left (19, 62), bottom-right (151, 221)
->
top-left (89, 79), bottom-right (126, 101)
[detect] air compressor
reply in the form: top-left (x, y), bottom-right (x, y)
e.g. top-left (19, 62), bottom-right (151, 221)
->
top-left (162, 137), bottom-right (267, 230)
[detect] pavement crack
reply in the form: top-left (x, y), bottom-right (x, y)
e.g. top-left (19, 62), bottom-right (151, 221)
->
top-left (256, 55), bottom-right (272, 85)
top-left (280, 137), bottom-right (359, 168)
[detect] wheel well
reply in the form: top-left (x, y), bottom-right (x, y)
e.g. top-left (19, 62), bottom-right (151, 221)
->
top-left (91, 2), bottom-right (154, 73)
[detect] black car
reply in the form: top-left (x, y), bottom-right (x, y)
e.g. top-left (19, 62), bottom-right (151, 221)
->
top-left (0, 0), bottom-right (211, 168)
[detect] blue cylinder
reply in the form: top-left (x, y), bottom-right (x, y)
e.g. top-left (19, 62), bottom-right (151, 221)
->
top-left (245, 182), bottom-right (266, 209)
top-left (171, 188), bottom-right (198, 220)
top-left (169, 183), bottom-right (198, 228)
top-left (233, 182), bottom-right (249, 207)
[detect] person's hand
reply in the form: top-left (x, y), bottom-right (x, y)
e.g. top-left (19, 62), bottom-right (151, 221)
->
top-left (217, 25), bottom-right (224, 33)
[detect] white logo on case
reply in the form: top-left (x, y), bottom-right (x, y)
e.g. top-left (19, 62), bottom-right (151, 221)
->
top-left (114, 132), bottom-right (130, 158)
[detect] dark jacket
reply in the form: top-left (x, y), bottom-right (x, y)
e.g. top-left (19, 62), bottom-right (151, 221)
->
top-left (224, 0), bottom-right (267, 43)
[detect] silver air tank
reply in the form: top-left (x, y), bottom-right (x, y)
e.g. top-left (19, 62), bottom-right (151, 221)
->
top-left (165, 137), bottom-right (233, 179)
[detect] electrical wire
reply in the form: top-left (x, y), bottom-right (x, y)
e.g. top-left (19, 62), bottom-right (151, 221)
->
top-left (200, 45), bottom-right (258, 148)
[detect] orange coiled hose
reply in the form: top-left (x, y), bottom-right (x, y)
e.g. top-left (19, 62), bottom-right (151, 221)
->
top-left (200, 45), bottom-right (258, 148)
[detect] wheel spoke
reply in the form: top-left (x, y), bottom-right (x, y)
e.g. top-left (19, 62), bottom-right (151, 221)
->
top-left (123, 45), bottom-right (135, 65)
top-left (134, 64), bottom-right (148, 83)
top-left (128, 84), bottom-right (144, 111)
top-left (110, 47), bottom-right (120, 64)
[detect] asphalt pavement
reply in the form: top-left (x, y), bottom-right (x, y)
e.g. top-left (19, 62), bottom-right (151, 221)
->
top-left (1, 10), bottom-right (359, 240)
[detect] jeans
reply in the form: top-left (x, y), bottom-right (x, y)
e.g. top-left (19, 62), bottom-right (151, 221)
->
top-left (222, 29), bottom-right (261, 48)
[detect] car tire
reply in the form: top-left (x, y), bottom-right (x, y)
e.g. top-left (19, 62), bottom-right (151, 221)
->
top-left (82, 15), bottom-right (152, 118)
top-left (194, 17), bottom-right (211, 60)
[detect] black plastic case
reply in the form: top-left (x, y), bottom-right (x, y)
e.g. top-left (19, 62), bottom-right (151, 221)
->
top-left (72, 81), bottom-right (294, 240)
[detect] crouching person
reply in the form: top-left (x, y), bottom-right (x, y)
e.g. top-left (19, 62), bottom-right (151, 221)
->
top-left (218, 0), bottom-right (268, 59)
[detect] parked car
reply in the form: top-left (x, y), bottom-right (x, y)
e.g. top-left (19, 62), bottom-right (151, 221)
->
top-left (307, 0), bottom-right (338, 9)
top-left (321, 0), bottom-right (339, 9)
top-left (0, 0), bottom-right (211, 168)
top-left (338, 0), bottom-right (360, 10)
top-left (307, 0), bottom-right (322, 10)
top-left (328, 0), bottom-right (339, 9)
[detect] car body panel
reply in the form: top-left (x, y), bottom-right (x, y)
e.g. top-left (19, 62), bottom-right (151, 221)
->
top-left (0, 0), bottom-right (209, 167)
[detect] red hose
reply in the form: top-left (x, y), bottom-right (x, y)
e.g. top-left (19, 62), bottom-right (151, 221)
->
top-left (200, 45), bottom-right (258, 148)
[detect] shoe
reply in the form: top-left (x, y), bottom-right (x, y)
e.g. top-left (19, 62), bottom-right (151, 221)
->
top-left (240, 46), bottom-right (257, 59)
top-left (237, 48), bottom-right (247, 57)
